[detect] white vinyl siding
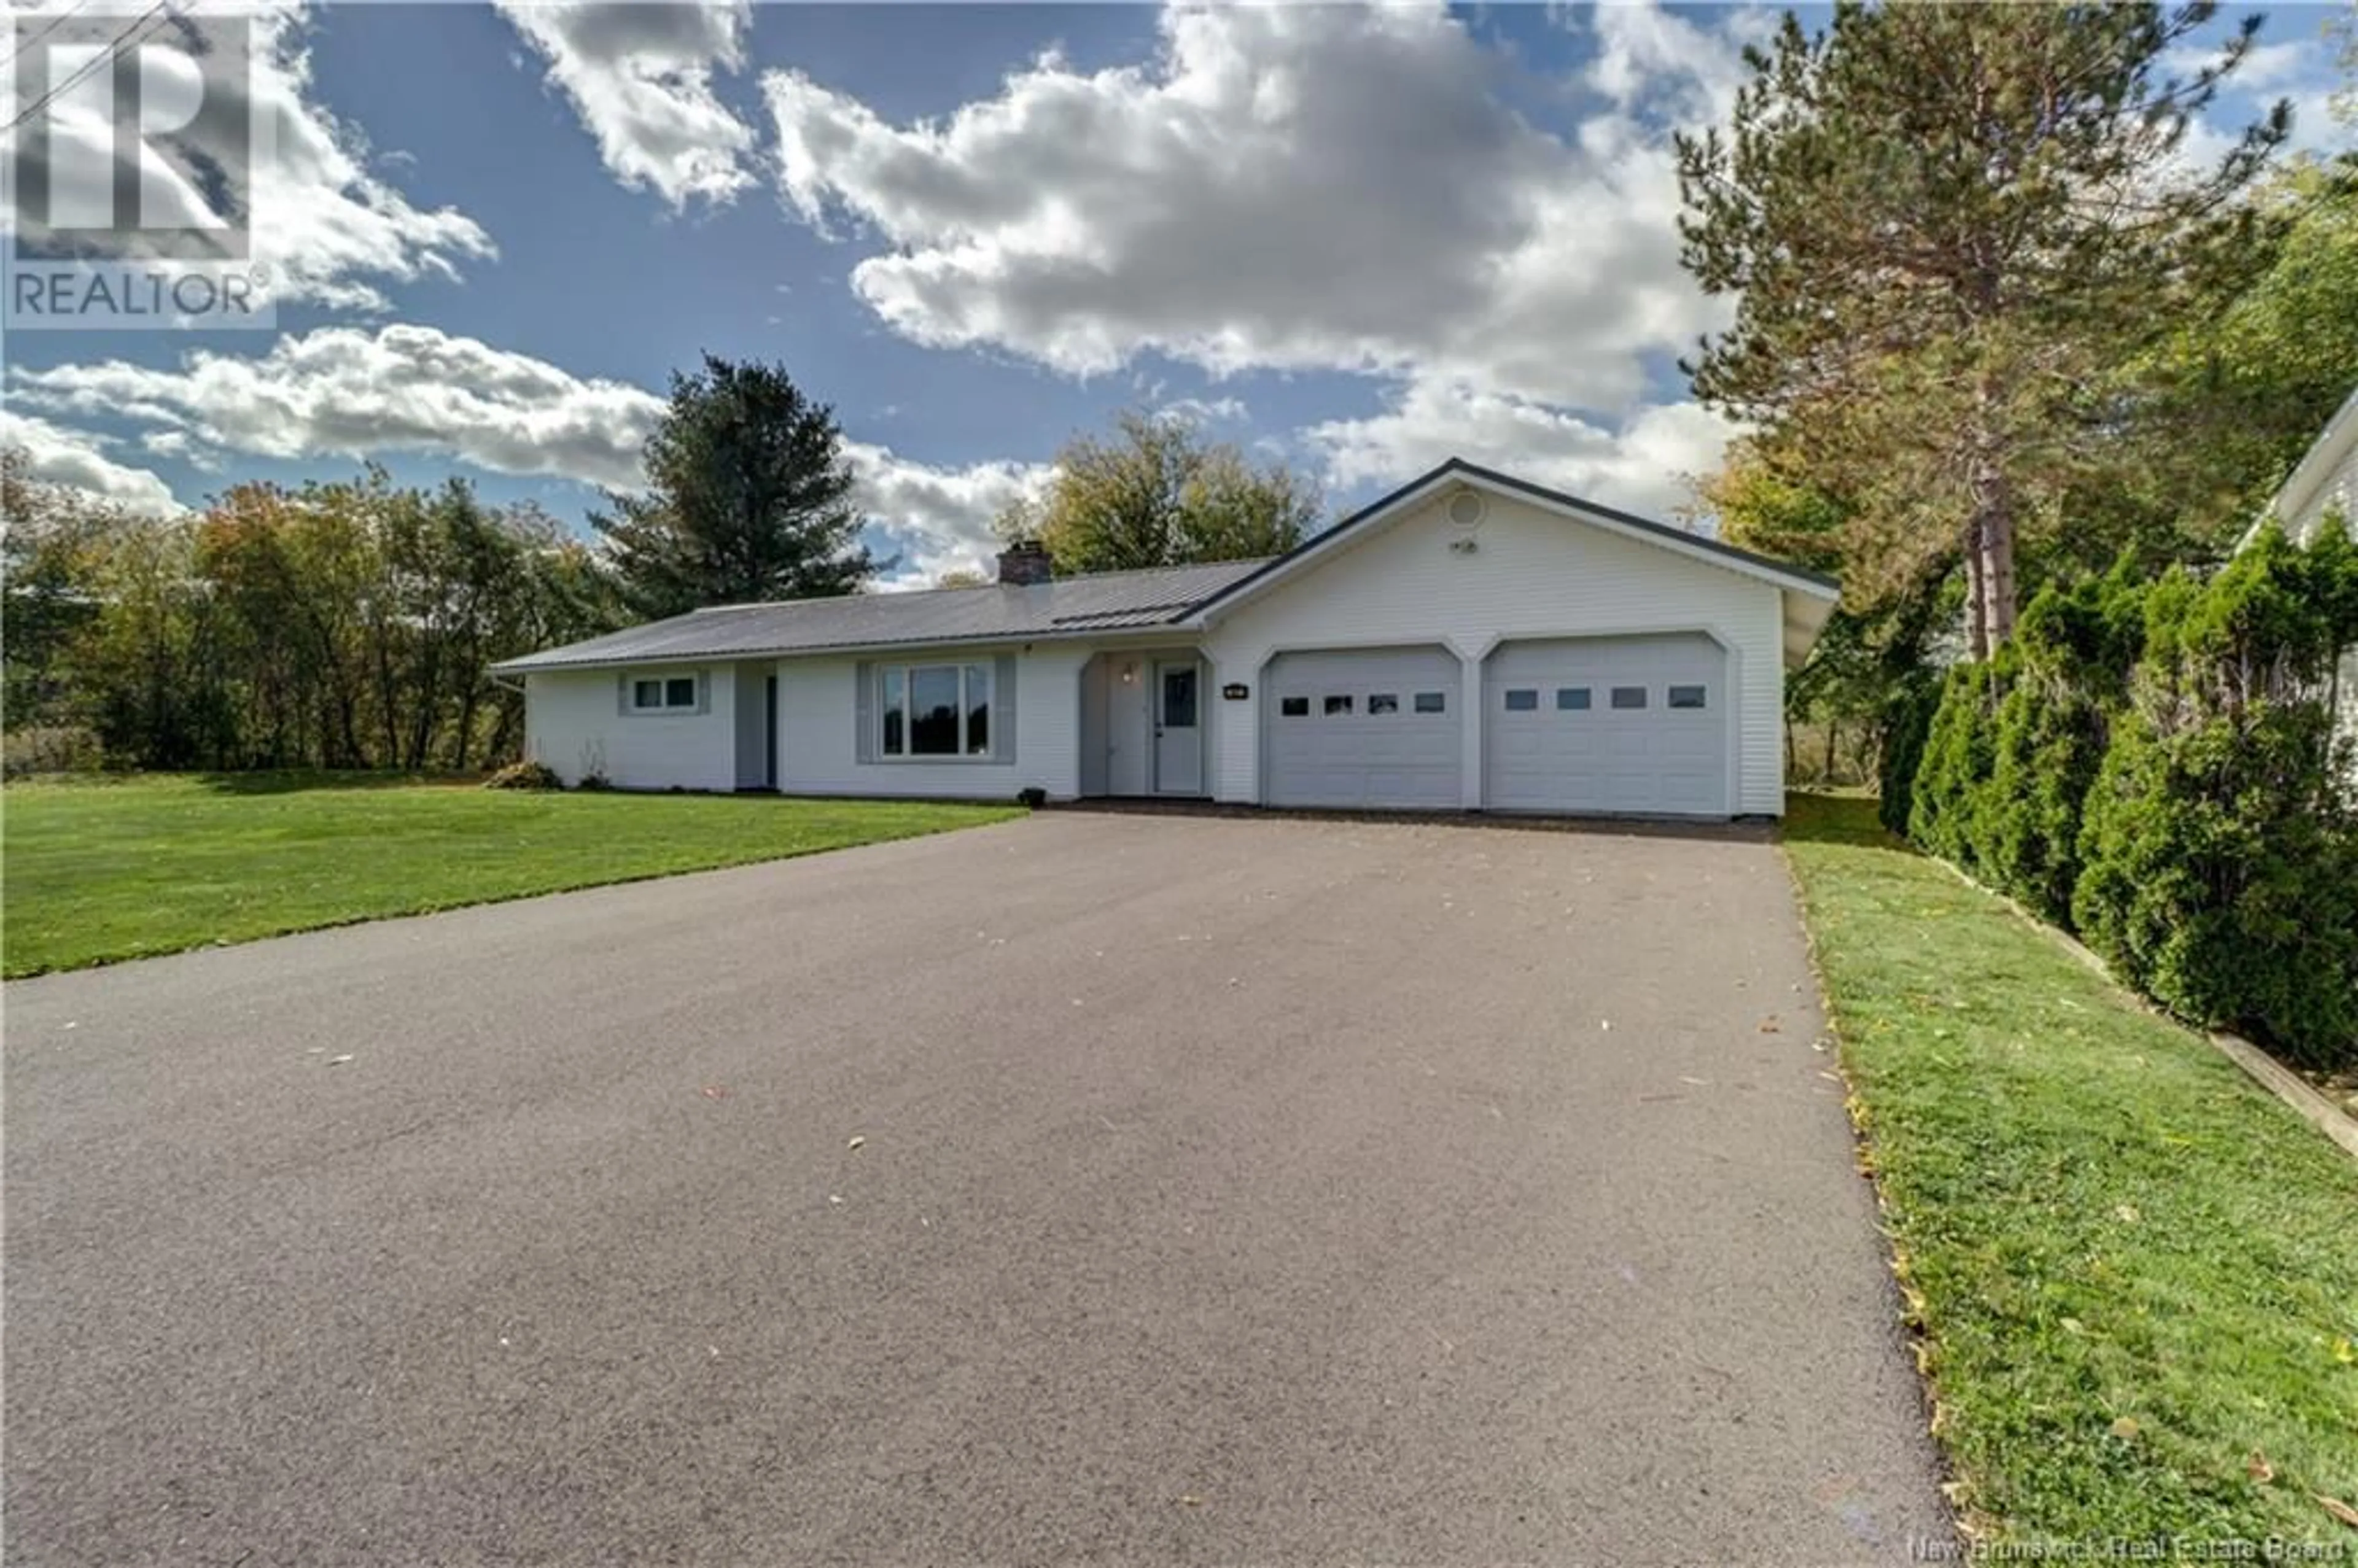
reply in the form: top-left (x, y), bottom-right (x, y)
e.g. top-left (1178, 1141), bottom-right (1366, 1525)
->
top-left (1200, 488), bottom-right (1787, 815)
top-left (526, 666), bottom-right (738, 791)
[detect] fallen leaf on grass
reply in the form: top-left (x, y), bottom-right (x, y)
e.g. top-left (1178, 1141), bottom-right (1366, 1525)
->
top-left (2109, 1417), bottom-right (2141, 1441)
top-left (2113, 1204), bottom-right (2141, 1224)
top-left (2316, 1496), bottom-right (2358, 1531)
top-left (2246, 1450), bottom-right (2274, 1485)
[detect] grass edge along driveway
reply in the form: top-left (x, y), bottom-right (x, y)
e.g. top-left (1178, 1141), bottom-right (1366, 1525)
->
top-left (3, 774), bottom-right (1022, 978)
top-left (1780, 794), bottom-right (2358, 1552)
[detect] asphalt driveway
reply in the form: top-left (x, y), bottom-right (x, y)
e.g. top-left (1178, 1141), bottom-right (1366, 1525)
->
top-left (4, 812), bottom-right (1950, 1566)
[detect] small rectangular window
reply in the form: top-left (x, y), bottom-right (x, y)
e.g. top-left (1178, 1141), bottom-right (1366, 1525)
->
top-left (1555, 687), bottom-right (1591, 711)
top-left (1323, 695), bottom-right (1353, 716)
top-left (1367, 693), bottom-right (1399, 715)
top-left (1503, 688), bottom-right (1539, 712)
top-left (1668, 685), bottom-right (1707, 709)
top-left (1413, 691), bottom-right (1446, 714)
top-left (1280, 696), bottom-right (1309, 718)
top-left (631, 673), bottom-right (699, 713)
top-left (1611, 686), bottom-right (1648, 710)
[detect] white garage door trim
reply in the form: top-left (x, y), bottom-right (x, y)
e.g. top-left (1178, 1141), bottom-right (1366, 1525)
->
top-left (1482, 633), bottom-right (1733, 817)
top-left (1263, 645), bottom-right (1463, 810)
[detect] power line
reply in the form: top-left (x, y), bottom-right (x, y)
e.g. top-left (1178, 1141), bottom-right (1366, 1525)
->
top-left (4, 0), bottom-right (179, 136)
top-left (0, 0), bottom-right (100, 76)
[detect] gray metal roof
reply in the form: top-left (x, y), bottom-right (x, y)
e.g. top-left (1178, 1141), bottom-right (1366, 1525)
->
top-left (490, 557), bottom-right (1268, 673)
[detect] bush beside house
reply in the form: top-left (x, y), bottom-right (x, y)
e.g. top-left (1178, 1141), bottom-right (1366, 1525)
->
top-left (1904, 522), bottom-right (2358, 1069)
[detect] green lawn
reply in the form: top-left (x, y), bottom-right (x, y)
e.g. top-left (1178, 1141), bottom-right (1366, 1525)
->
top-left (2, 774), bottom-right (1022, 977)
top-left (1782, 795), bottom-right (2358, 1550)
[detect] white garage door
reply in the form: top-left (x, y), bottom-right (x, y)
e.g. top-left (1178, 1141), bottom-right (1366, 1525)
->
top-left (1483, 634), bottom-right (1729, 816)
top-left (1265, 646), bottom-right (1462, 809)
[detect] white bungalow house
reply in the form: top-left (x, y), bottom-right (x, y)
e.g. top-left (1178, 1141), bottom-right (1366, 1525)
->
top-left (2244, 386), bottom-right (2358, 765)
top-left (492, 460), bottom-right (1840, 818)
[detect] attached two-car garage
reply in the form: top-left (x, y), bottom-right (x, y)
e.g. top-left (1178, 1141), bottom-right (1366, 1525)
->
top-left (1261, 632), bottom-right (1731, 817)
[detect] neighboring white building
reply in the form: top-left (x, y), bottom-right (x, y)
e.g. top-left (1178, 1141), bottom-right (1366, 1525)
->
top-left (2246, 387), bottom-right (2358, 766)
top-left (493, 460), bottom-right (1841, 819)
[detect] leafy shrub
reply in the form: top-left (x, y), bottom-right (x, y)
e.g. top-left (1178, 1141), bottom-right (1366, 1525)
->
top-left (482, 760), bottom-right (563, 791)
top-left (2071, 530), bottom-right (2358, 1069)
top-left (2, 724), bottom-right (105, 778)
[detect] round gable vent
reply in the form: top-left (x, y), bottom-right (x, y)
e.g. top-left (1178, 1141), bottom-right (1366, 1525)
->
top-left (1446, 490), bottom-right (1487, 529)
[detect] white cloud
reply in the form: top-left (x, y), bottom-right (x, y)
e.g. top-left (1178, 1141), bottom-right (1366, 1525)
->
top-left (497, 0), bottom-right (757, 208)
top-left (2163, 37), bottom-right (2319, 95)
top-left (8, 327), bottom-right (1044, 573)
top-left (764, 1), bottom-right (1737, 414)
top-left (11, 325), bottom-right (664, 489)
top-left (850, 442), bottom-right (1049, 586)
top-left (0, 411), bottom-right (183, 514)
top-left (1161, 395), bottom-right (1248, 426)
top-left (1304, 378), bottom-right (1735, 521)
top-left (6, 2), bottom-right (493, 311)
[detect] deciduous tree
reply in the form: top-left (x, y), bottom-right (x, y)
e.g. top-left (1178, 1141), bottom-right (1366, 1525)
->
top-left (996, 409), bottom-right (1320, 573)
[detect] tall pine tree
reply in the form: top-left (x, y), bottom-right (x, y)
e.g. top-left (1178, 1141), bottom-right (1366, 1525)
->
top-left (1676, 2), bottom-right (2285, 655)
top-left (595, 355), bottom-right (876, 617)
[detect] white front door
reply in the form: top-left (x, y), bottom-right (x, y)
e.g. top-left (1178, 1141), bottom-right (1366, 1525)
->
top-left (1153, 659), bottom-right (1203, 794)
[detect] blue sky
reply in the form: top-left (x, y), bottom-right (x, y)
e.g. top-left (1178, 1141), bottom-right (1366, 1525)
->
top-left (3, 1), bottom-right (2345, 583)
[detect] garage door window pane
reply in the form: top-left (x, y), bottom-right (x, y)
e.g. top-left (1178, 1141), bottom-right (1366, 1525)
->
top-left (1280, 696), bottom-right (1309, 717)
top-left (1668, 685), bottom-right (1706, 710)
top-left (1414, 692), bottom-right (1446, 713)
top-left (1368, 693), bottom-right (1398, 715)
top-left (1503, 688), bottom-right (1538, 712)
top-left (1610, 686), bottom-right (1648, 710)
top-left (1555, 687), bottom-right (1590, 711)
top-left (1324, 695), bottom-right (1353, 715)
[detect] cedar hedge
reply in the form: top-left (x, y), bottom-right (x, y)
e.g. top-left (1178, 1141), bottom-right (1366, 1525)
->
top-left (1903, 521), bottom-right (2358, 1069)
